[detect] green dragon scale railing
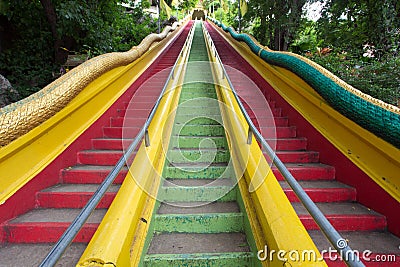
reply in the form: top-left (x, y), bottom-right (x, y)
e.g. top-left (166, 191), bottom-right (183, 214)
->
top-left (208, 17), bottom-right (400, 149)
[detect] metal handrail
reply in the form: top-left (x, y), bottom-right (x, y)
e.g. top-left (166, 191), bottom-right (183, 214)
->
top-left (201, 21), bottom-right (365, 267)
top-left (39, 21), bottom-right (196, 267)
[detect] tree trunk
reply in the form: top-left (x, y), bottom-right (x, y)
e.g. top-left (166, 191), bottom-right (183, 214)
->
top-left (39, 0), bottom-right (64, 63)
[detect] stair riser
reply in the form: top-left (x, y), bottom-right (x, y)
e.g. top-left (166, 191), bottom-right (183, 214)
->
top-left (300, 215), bottom-right (387, 231)
top-left (159, 187), bottom-right (236, 202)
top-left (103, 127), bottom-right (141, 139)
top-left (272, 167), bottom-right (335, 181)
top-left (111, 117), bottom-right (147, 127)
top-left (144, 253), bottom-right (253, 267)
top-left (259, 127), bottom-right (297, 138)
top-left (267, 151), bottom-right (319, 163)
top-left (60, 169), bottom-right (127, 184)
top-left (174, 116), bottom-right (222, 125)
top-left (92, 139), bottom-right (134, 150)
top-left (164, 166), bottom-right (231, 179)
top-left (167, 150), bottom-right (230, 163)
top-left (176, 125), bottom-right (225, 136)
top-left (252, 117), bottom-right (288, 127)
top-left (77, 151), bottom-right (124, 166)
top-left (171, 137), bottom-right (228, 149)
top-left (284, 188), bottom-right (356, 203)
top-left (3, 223), bottom-right (98, 243)
top-left (154, 213), bottom-right (243, 233)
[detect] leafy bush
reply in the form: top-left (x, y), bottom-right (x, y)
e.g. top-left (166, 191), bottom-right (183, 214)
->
top-left (307, 52), bottom-right (400, 106)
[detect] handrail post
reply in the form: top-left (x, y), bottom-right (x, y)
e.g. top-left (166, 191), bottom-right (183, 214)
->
top-left (247, 127), bottom-right (252, 145)
top-left (145, 129), bottom-right (150, 147)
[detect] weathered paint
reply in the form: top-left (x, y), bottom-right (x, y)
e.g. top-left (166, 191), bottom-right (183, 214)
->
top-left (154, 213), bottom-right (244, 233)
top-left (159, 186), bottom-right (236, 202)
top-left (141, 21), bottom-right (258, 267)
top-left (144, 252), bottom-right (254, 267)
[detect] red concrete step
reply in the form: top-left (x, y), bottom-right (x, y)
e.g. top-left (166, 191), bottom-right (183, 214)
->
top-left (111, 117), bottom-right (147, 127)
top-left (274, 151), bottom-right (320, 163)
top-left (246, 107), bottom-right (282, 117)
top-left (251, 117), bottom-right (289, 127)
top-left (103, 126), bottom-right (141, 139)
top-left (272, 163), bottom-right (336, 181)
top-left (1, 209), bottom-right (105, 243)
top-left (36, 184), bottom-right (120, 208)
top-left (92, 138), bottom-right (134, 150)
top-left (292, 203), bottom-right (387, 231)
top-left (77, 150), bottom-right (126, 166)
top-left (267, 137), bottom-right (308, 151)
top-left (60, 165), bottom-right (128, 184)
top-left (259, 126), bottom-right (297, 138)
top-left (280, 181), bottom-right (357, 202)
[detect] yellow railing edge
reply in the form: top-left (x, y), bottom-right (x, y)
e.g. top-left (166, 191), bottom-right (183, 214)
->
top-left (208, 21), bottom-right (400, 204)
top-left (204, 23), bottom-right (326, 267)
top-left (0, 20), bottom-right (189, 206)
top-left (76, 21), bottom-right (192, 266)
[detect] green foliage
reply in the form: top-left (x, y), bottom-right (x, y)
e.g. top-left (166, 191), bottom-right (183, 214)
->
top-left (307, 52), bottom-right (400, 106)
top-left (0, 0), bottom-right (158, 103)
top-left (317, 0), bottom-right (399, 57)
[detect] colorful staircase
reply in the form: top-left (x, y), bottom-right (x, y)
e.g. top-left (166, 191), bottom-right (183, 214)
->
top-left (141, 22), bottom-right (258, 266)
top-left (0, 23), bottom-right (192, 266)
top-left (205, 22), bottom-right (400, 265)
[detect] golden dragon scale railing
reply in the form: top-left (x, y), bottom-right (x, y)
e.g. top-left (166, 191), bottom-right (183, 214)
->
top-left (0, 22), bottom-right (182, 147)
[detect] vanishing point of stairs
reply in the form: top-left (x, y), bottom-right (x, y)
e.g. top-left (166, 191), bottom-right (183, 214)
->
top-left (142, 22), bottom-right (257, 266)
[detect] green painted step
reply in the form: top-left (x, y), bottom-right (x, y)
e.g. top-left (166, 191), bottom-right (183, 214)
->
top-left (159, 184), bottom-right (236, 202)
top-left (174, 124), bottom-right (226, 137)
top-left (154, 213), bottom-right (244, 233)
top-left (170, 135), bottom-right (228, 149)
top-left (179, 92), bottom-right (217, 100)
top-left (163, 164), bottom-right (231, 179)
top-left (167, 148), bottom-right (230, 163)
top-left (141, 22), bottom-right (257, 267)
top-left (144, 252), bottom-right (254, 267)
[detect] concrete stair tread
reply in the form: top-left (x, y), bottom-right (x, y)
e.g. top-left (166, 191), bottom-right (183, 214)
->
top-left (169, 162), bottom-right (228, 167)
top-left (147, 233), bottom-right (250, 254)
top-left (292, 202), bottom-right (383, 216)
top-left (158, 201), bottom-right (240, 214)
top-left (279, 180), bottom-right (353, 189)
top-left (79, 149), bottom-right (123, 154)
top-left (9, 208), bottom-right (106, 224)
top-left (272, 163), bottom-right (336, 180)
top-left (308, 230), bottom-right (400, 254)
top-left (164, 178), bottom-right (233, 187)
top-left (0, 243), bottom-right (86, 266)
top-left (41, 183), bottom-right (120, 193)
top-left (62, 164), bottom-right (128, 171)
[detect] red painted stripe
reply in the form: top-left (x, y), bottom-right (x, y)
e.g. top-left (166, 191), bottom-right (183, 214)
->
top-left (77, 150), bottom-right (127, 166)
top-left (299, 214), bottom-right (387, 231)
top-left (4, 222), bottom-right (99, 243)
top-left (272, 151), bottom-right (320, 163)
top-left (103, 126), bottom-right (141, 139)
top-left (111, 117), bottom-right (147, 127)
top-left (60, 168), bottom-right (127, 184)
top-left (272, 165), bottom-right (336, 181)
